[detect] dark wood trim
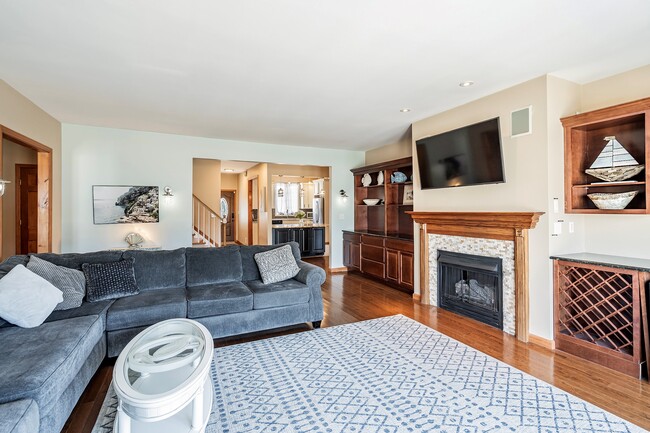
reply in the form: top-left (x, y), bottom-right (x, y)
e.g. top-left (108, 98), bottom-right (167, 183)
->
top-left (247, 179), bottom-right (253, 245)
top-left (640, 272), bottom-right (650, 380)
top-left (15, 164), bottom-right (38, 254)
top-left (560, 96), bottom-right (650, 128)
top-left (419, 223), bottom-right (430, 305)
top-left (409, 211), bottom-right (544, 343)
top-left (350, 156), bottom-right (412, 175)
top-left (0, 125), bottom-right (52, 152)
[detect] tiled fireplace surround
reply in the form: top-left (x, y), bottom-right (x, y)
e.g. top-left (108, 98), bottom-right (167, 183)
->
top-left (409, 212), bottom-right (543, 342)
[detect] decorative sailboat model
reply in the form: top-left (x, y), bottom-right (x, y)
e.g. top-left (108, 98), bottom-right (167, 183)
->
top-left (585, 136), bottom-right (644, 182)
top-left (585, 136), bottom-right (644, 210)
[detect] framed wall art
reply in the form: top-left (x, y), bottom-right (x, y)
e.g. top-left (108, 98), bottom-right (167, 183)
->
top-left (93, 185), bottom-right (159, 224)
top-left (403, 185), bottom-right (413, 205)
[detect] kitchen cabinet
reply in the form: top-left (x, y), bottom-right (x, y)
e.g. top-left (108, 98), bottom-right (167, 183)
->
top-left (272, 226), bottom-right (325, 257)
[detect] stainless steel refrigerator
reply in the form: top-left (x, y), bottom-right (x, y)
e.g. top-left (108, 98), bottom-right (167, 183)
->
top-left (312, 196), bottom-right (324, 224)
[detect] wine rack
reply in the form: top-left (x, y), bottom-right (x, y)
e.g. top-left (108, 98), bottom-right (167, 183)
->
top-left (554, 258), bottom-right (647, 378)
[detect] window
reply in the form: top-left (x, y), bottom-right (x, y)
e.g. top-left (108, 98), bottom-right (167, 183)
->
top-left (274, 182), bottom-right (300, 215)
top-left (220, 197), bottom-right (228, 219)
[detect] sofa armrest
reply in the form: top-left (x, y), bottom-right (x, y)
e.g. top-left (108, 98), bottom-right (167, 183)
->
top-left (294, 260), bottom-right (325, 322)
top-left (294, 260), bottom-right (326, 288)
top-left (0, 399), bottom-right (39, 433)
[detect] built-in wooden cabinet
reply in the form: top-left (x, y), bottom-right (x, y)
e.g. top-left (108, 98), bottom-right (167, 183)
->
top-left (352, 157), bottom-right (414, 238)
top-left (343, 157), bottom-right (414, 293)
top-left (561, 97), bottom-right (650, 214)
top-left (552, 253), bottom-right (650, 379)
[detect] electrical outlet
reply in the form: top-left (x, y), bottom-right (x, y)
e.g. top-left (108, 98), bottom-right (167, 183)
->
top-left (338, 213), bottom-right (345, 220)
top-left (569, 222), bottom-right (575, 233)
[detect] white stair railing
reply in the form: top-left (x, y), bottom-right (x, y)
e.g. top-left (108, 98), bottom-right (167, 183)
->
top-left (192, 195), bottom-right (220, 247)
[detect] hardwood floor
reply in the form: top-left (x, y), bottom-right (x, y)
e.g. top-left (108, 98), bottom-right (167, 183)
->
top-left (63, 263), bottom-right (650, 432)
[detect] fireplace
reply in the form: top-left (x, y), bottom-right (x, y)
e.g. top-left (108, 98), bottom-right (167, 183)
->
top-left (437, 250), bottom-right (503, 329)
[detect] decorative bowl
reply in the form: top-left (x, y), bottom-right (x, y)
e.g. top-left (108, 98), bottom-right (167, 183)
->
top-left (363, 199), bottom-right (381, 206)
top-left (585, 164), bottom-right (644, 182)
top-left (587, 191), bottom-right (639, 210)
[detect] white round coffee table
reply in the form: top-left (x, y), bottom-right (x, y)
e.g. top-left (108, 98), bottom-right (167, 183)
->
top-left (112, 319), bottom-right (214, 433)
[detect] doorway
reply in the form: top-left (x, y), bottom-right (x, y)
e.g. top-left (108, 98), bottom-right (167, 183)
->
top-left (220, 190), bottom-right (236, 243)
top-left (0, 125), bottom-right (52, 258)
top-left (15, 164), bottom-right (38, 254)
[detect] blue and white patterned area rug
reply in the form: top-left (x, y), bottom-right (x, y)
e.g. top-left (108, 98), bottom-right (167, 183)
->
top-left (92, 315), bottom-right (647, 432)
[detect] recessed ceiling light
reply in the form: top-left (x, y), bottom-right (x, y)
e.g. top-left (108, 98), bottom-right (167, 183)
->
top-left (459, 81), bottom-right (475, 87)
top-left (223, 168), bottom-right (235, 172)
top-left (400, 108), bottom-right (411, 113)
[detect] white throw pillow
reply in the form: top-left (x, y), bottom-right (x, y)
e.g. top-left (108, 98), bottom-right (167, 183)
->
top-left (254, 244), bottom-right (300, 284)
top-left (0, 264), bottom-right (63, 328)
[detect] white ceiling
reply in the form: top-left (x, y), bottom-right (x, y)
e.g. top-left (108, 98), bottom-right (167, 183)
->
top-left (220, 160), bottom-right (258, 174)
top-left (1, 1), bottom-right (649, 151)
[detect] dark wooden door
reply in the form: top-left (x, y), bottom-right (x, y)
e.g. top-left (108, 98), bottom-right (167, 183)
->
top-left (221, 191), bottom-right (235, 242)
top-left (17, 164), bottom-right (38, 254)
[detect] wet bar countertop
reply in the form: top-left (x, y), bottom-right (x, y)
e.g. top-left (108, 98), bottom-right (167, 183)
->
top-left (550, 252), bottom-right (650, 272)
top-left (272, 223), bottom-right (328, 228)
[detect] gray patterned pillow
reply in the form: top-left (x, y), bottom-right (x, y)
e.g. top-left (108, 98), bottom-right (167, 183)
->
top-left (27, 255), bottom-right (86, 311)
top-left (254, 244), bottom-right (300, 284)
top-left (82, 258), bottom-right (139, 302)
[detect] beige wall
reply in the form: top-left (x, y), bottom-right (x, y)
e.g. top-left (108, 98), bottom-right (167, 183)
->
top-left (0, 80), bottom-right (61, 253)
top-left (2, 139), bottom-right (38, 259)
top-left (236, 163), bottom-right (269, 245)
top-left (383, 67), bottom-right (650, 340)
top-left (192, 158), bottom-right (222, 243)
top-left (221, 173), bottom-right (238, 190)
top-left (412, 76), bottom-right (554, 338)
top-left (581, 64), bottom-right (650, 112)
top-left (365, 127), bottom-right (412, 165)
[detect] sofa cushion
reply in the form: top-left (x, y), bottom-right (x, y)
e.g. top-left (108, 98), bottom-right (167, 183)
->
top-left (186, 245), bottom-right (243, 287)
top-left (245, 278), bottom-right (311, 309)
top-left (45, 300), bottom-right (114, 327)
top-left (254, 244), bottom-right (300, 284)
top-left (0, 399), bottom-right (39, 433)
top-left (106, 288), bottom-right (187, 331)
top-left (187, 282), bottom-right (253, 318)
top-left (122, 248), bottom-right (186, 291)
top-left (0, 315), bottom-right (105, 417)
top-left (0, 255), bottom-right (29, 279)
top-left (0, 265), bottom-right (63, 328)
top-left (27, 255), bottom-right (86, 310)
top-left (240, 242), bottom-right (301, 281)
top-left (83, 258), bottom-right (139, 302)
top-left (34, 250), bottom-right (123, 270)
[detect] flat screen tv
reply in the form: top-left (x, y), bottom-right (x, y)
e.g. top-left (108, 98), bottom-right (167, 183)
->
top-left (416, 117), bottom-right (505, 190)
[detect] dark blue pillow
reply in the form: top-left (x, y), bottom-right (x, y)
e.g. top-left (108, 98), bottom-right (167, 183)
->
top-left (82, 258), bottom-right (139, 302)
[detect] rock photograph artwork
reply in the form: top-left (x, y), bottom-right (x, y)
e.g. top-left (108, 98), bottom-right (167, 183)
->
top-left (93, 185), bottom-right (159, 224)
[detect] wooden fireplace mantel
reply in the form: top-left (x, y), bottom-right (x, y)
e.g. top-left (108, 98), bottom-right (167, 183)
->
top-left (408, 211), bottom-right (544, 342)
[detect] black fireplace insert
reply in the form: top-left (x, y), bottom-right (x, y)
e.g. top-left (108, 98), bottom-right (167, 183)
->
top-left (437, 250), bottom-right (503, 329)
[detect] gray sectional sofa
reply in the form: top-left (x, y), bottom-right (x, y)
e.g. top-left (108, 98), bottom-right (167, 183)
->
top-left (0, 242), bottom-right (325, 433)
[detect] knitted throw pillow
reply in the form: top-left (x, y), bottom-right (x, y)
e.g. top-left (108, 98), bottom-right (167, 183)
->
top-left (82, 258), bottom-right (139, 302)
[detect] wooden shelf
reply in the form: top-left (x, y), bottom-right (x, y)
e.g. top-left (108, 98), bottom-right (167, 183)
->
top-left (573, 181), bottom-right (647, 189)
top-left (346, 157), bottom-right (414, 293)
top-left (561, 97), bottom-right (650, 214)
top-left (357, 184), bottom-right (386, 189)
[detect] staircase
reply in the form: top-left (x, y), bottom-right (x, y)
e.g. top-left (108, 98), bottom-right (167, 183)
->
top-left (193, 195), bottom-right (221, 247)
